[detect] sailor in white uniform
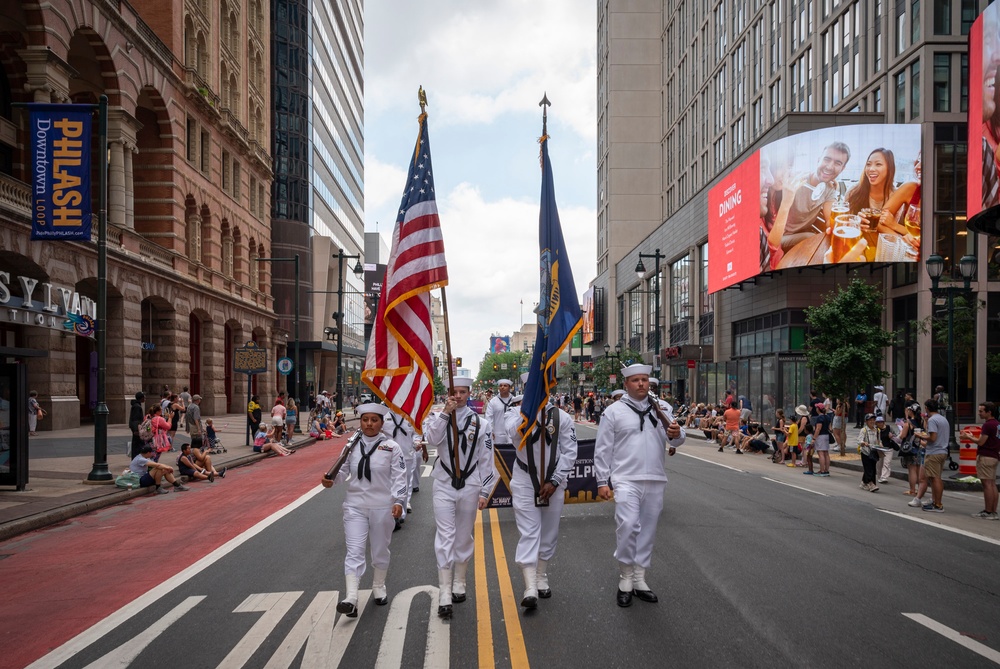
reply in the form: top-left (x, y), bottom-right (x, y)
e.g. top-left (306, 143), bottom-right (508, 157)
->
top-left (332, 403), bottom-right (407, 616)
top-left (595, 364), bottom-right (686, 608)
top-left (505, 391), bottom-right (577, 610)
top-left (485, 379), bottom-right (516, 447)
top-left (425, 376), bottom-right (496, 618)
top-left (382, 408), bottom-right (421, 527)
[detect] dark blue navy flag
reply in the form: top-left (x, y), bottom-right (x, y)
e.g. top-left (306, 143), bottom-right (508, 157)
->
top-left (517, 133), bottom-right (582, 449)
top-left (28, 104), bottom-right (93, 240)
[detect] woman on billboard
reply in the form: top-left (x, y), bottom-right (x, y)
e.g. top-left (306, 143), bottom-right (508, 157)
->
top-left (844, 148), bottom-right (919, 261)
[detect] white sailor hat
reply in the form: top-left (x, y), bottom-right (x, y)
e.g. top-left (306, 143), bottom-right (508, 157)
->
top-left (497, 379), bottom-right (513, 387)
top-left (511, 394), bottom-right (524, 404)
top-left (357, 403), bottom-right (388, 418)
top-left (611, 389), bottom-right (625, 398)
top-left (648, 377), bottom-right (660, 386)
top-left (520, 372), bottom-right (529, 384)
top-left (453, 376), bottom-right (474, 388)
top-left (621, 363), bottom-right (652, 379)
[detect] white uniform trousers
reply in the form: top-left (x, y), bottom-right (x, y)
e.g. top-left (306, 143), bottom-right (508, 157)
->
top-left (343, 504), bottom-right (395, 577)
top-left (432, 477), bottom-right (481, 570)
top-left (612, 480), bottom-right (665, 569)
top-left (410, 450), bottom-right (422, 490)
top-left (510, 467), bottom-right (565, 567)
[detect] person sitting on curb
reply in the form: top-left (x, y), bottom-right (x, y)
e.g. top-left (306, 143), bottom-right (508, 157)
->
top-left (177, 442), bottom-right (214, 482)
top-left (253, 425), bottom-right (293, 456)
top-left (332, 410), bottom-right (347, 435)
top-left (130, 444), bottom-right (190, 494)
top-left (187, 436), bottom-right (226, 480)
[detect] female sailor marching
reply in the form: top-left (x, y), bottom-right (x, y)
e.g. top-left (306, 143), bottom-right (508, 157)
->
top-left (330, 403), bottom-right (408, 616)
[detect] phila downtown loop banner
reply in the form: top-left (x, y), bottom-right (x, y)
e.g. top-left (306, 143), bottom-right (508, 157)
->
top-left (28, 104), bottom-right (93, 241)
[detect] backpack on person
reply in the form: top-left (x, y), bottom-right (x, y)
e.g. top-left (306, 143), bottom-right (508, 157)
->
top-left (138, 415), bottom-right (153, 442)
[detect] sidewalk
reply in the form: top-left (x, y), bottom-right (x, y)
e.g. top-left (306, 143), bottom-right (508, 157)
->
top-left (0, 411), bottom-right (363, 542)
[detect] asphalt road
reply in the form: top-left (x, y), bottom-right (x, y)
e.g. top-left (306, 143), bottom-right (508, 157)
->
top-left (10, 423), bottom-right (1000, 668)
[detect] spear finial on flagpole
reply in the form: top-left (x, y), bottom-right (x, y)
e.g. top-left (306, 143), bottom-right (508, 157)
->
top-left (539, 93), bottom-right (551, 137)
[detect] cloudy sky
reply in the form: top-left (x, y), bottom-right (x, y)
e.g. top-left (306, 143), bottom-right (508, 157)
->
top-left (363, 1), bottom-right (597, 376)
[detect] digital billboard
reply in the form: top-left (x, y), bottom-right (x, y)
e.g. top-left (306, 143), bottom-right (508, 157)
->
top-left (708, 124), bottom-right (922, 294)
top-left (490, 336), bottom-right (510, 353)
top-left (969, 4), bottom-right (1000, 218)
top-left (581, 287), bottom-right (595, 344)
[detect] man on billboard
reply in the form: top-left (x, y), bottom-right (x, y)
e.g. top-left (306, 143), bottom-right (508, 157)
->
top-left (768, 142), bottom-right (851, 253)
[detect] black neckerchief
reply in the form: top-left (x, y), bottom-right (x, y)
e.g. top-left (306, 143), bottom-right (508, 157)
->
top-left (440, 412), bottom-right (480, 489)
top-left (523, 405), bottom-right (560, 494)
top-left (388, 413), bottom-right (407, 439)
top-left (620, 395), bottom-right (657, 431)
top-left (498, 395), bottom-right (511, 412)
top-left (357, 436), bottom-right (384, 482)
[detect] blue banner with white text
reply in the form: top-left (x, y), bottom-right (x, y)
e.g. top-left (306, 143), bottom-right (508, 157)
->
top-left (28, 104), bottom-right (93, 240)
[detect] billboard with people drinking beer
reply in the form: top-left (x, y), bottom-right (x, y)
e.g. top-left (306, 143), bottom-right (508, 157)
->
top-left (707, 124), bottom-right (922, 294)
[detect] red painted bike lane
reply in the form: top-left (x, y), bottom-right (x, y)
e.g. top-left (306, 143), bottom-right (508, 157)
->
top-left (1, 439), bottom-right (347, 669)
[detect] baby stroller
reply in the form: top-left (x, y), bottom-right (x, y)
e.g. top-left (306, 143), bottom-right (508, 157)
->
top-left (205, 423), bottom-right (228, 454)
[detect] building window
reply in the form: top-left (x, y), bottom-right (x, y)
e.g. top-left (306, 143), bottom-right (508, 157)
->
top-left (934, 53), bottom-right (951, 112)
top-left (699, 243), bottom-right (714, 345)
top-left (961, 0), bottom-right (977, 35)
top-left (188, 215), bottom-right (202, 263)
top-left (629, 289), bottom-right (642, 351)
top-left (933, 0), bottom-right (951, 34)
top-left (911, 59), bottom-right (921, 119)
top-left (896, 2), bottom-right (907, 55)
top-left (186, 117), bottom-right (197, 162)
top-left (222, 150), bottom-right (231, 192)
top-left (894, 71), bottom-right (907, 122)
top-left (232, 161), bottom-right (241, 201)
top-left (911, 0), bottom-right (921, 46)
top-left (961, 53), bottom-right (969, 113)
top-left (875, 87), bottom-right (883, 112)
top-left (934, 126), bottom-right (971, 278)
top-left (200, 129), bottom-right (210, 174)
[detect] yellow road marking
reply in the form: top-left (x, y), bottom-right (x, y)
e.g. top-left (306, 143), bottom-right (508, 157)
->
top-left (473, 511), bottom-right (493, 668)
top-left (488, 508), bottom-right (530, 668)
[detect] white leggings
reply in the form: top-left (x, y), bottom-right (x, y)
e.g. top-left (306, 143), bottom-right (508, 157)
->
top-left (511, 467), bottom-right (565, 567)
top-left (343, 504), bottom-right (395, 577)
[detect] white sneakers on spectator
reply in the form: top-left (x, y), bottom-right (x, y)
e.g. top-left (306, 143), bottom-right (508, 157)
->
top-left (907, 496), bottom-right (924, 508)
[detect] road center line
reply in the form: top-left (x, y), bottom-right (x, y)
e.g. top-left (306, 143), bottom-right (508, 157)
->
top-left (676, 450), bottom-right (747, 472)
top-left (877, 509), bottom-right (1000, 547)
top-left (488, 508), bottom-right (530, 669)
top-left (473, 511), bottom-right (494, 668)
top-left (27, 485), bottom-right (327, 669)
top-left (760, 477), bottom-right (829, 496)
top-left (902, 613), bottom-right (1000, 664)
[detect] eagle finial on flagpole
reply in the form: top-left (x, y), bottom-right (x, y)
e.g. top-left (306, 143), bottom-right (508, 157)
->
top-left (418, 86), bottom-right (428, 114)
top-left (539, 93), bottom-right (551, 136)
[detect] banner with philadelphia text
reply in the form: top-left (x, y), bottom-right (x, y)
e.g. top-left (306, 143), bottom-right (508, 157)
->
top-left (28, 104), bottom-right (93, 241)
top-left (487, 439), bottom-right (602, 508)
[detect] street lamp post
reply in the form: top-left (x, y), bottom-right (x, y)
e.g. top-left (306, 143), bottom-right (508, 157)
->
top-left (635, 249), bottom-right (665, 375)
top-left (257, 255), bottom-right (301, 433)
top-left (925, 253), bottom-right (977, 452)
top-left (335, 248), bottom-right (364, 412)
top-left (603, 341), bottom-right (623, 388)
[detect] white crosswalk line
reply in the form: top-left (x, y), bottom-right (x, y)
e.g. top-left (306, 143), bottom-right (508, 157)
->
top-left (80, 596), bottom-right (204, 669)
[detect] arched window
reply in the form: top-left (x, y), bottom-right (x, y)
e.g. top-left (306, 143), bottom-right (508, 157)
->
top-left (256, 245), bottom-right (266, 291)
top-left (184, 17), bottom-right (196, 68)
top-left (196, 32), bottom-right (209, 82)
top-left (229, 74), bottom-right (239, 113)
top-left (249, 239), bottom-right (259, 289)
top-left (229, 11), bottom-right (239, 53)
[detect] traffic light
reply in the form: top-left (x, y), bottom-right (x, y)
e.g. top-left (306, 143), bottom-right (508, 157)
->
top-left (434, 356), bottom-right (440, 367)
top-left (493, 363), bottom-right (499, 371)
top-left (456, 357), bottom-right (463, 366)
top-left (512, 362), bottom-right (518, 370)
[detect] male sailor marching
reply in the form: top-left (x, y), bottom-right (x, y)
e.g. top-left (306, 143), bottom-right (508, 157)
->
top-left (505, 380), bottom-right (577, 611)
top-left (425, 376), bottom-right (496, 618)
top-left (486, 379), bottom-right (516, 448)
top-left (594, 363), bottom-right (685, 608)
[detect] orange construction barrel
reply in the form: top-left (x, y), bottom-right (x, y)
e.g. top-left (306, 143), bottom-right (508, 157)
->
top-left (959, 425), bottom-right (982, 477)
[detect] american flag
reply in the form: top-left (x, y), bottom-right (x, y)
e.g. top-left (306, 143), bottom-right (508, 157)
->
top-left (362, 113), bottom-right (448, 432)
